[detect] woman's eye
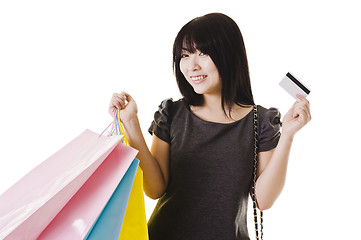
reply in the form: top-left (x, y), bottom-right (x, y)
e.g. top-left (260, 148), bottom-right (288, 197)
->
top-left (199, 52), bottom-right (207, 56)
top-left (181, 53), bottom-right (189, 58)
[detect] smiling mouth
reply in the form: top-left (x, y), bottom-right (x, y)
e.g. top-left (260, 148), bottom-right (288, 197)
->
top-left (190, 75), bottom-right (207, 82)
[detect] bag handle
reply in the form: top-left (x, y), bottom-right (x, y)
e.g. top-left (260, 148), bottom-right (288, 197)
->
top-left (252, 105), bottom-right (263, 240)
top-left (98, 109), bottom-right (128, 146)
top-left (114, 109), bottom-right (129, 145)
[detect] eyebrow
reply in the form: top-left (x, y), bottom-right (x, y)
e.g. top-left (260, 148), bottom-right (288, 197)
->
top-left (181, 48), bottom-right (191, 52)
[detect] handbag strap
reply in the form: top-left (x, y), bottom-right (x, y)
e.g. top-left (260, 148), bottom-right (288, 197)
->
top-left (252, 105), bottom-right (263, 240)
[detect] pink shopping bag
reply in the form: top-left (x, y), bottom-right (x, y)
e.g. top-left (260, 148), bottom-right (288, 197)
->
top-left (0, 129), bottom-right (138, 240)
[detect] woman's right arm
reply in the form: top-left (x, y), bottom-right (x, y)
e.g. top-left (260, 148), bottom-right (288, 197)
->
top-left (109, 92), bottom-right (170, 199)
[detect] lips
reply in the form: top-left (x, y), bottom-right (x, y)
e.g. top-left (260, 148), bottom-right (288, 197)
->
top-left (190, 75), bottom-right (207, 83)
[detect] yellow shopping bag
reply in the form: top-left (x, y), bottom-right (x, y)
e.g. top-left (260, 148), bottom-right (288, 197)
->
top-left (116, 110), bottom-right (149, 240)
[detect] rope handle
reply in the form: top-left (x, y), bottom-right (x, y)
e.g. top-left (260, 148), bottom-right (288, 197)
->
top-left (115, 109), bottom-right (129, 145)
top-left (98, 109), bottom-right (128, 146)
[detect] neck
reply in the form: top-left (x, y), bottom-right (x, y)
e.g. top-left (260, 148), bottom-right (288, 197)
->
top-left (201, 94), bottom-right (245, 118)
top-left (202, 94), bottom-right (224, 111)
top-left (201, 94), bottom-right (238, 119)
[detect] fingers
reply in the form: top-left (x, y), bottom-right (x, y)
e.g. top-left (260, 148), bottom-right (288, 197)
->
top-left (122, 92), bottom-right (133, 102)
top-left (108, 92), bottom-right (131, 116)
top-left (296, 94), bottom-right (310, 107)
top-left (293, 94), bottom-right (311, 122)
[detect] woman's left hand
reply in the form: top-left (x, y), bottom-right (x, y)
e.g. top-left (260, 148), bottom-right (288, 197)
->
top-left (281, 94), bottom-right (311, 138)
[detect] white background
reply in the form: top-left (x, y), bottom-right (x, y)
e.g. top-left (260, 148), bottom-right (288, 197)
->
top-left (1, 0), bottom-right (360, 239)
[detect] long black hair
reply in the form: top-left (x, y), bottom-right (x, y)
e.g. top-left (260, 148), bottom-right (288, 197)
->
top-left (173, 13), bottom-right (254, 115)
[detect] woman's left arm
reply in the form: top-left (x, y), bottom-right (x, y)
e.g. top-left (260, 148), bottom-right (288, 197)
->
top-left (254, 95), bottom-right (311, 210)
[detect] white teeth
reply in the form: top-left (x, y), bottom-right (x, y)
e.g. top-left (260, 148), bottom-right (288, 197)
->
top-left (191, 75), bottom-right (206, 81)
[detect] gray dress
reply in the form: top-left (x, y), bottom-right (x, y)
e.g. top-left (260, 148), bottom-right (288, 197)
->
top-left (148, 98), bottom-right (281, 240)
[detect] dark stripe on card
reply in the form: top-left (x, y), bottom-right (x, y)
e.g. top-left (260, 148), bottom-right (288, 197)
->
top-left (286, 72), bottom-right (310, 94)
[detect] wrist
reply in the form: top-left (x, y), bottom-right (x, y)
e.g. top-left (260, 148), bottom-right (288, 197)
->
top-left (280, 131), bottom-right (295, 142)
top-left (122, 113), bottom-right (139, 128)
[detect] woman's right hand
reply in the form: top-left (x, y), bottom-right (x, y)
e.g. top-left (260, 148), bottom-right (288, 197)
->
top-left (108, 92), bottom-right (138, 123)
top-left (110, 92), bottom-right (170, 199)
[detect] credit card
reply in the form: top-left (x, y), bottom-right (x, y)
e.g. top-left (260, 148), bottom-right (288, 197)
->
top-left (279, 72), bottom-right (311, 101)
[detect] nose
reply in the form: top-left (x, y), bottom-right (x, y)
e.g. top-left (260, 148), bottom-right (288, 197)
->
top-left (188, 55), bottom-right (201, 71)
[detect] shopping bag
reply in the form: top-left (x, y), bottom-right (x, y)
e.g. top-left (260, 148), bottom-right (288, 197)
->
top-left (84, 159), bottom-right (139, 240)
top-left (114, 110), bottom-right (149, 240)
top-left (38, 138), bottom-right (139, 239)
top-left (0, 129), bottom-right (138, 240)
top-left (118, 166), bottom-right (148, 240)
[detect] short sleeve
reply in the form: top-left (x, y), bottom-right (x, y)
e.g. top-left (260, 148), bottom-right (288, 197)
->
top-left (258, 107), bottom-right (282, 152)
top-left (148, 99), bottom-right (173, 143)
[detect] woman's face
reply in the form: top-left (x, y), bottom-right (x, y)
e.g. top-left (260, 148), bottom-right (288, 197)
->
top-left (179, 46), bottom-right (221, 96)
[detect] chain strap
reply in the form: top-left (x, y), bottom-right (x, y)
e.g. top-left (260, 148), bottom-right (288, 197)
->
top-left (252, 105), bottom-right (263, 240)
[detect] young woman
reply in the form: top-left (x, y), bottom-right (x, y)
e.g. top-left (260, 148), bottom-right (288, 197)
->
top-left (109, 13), bottom-right (311, 240)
